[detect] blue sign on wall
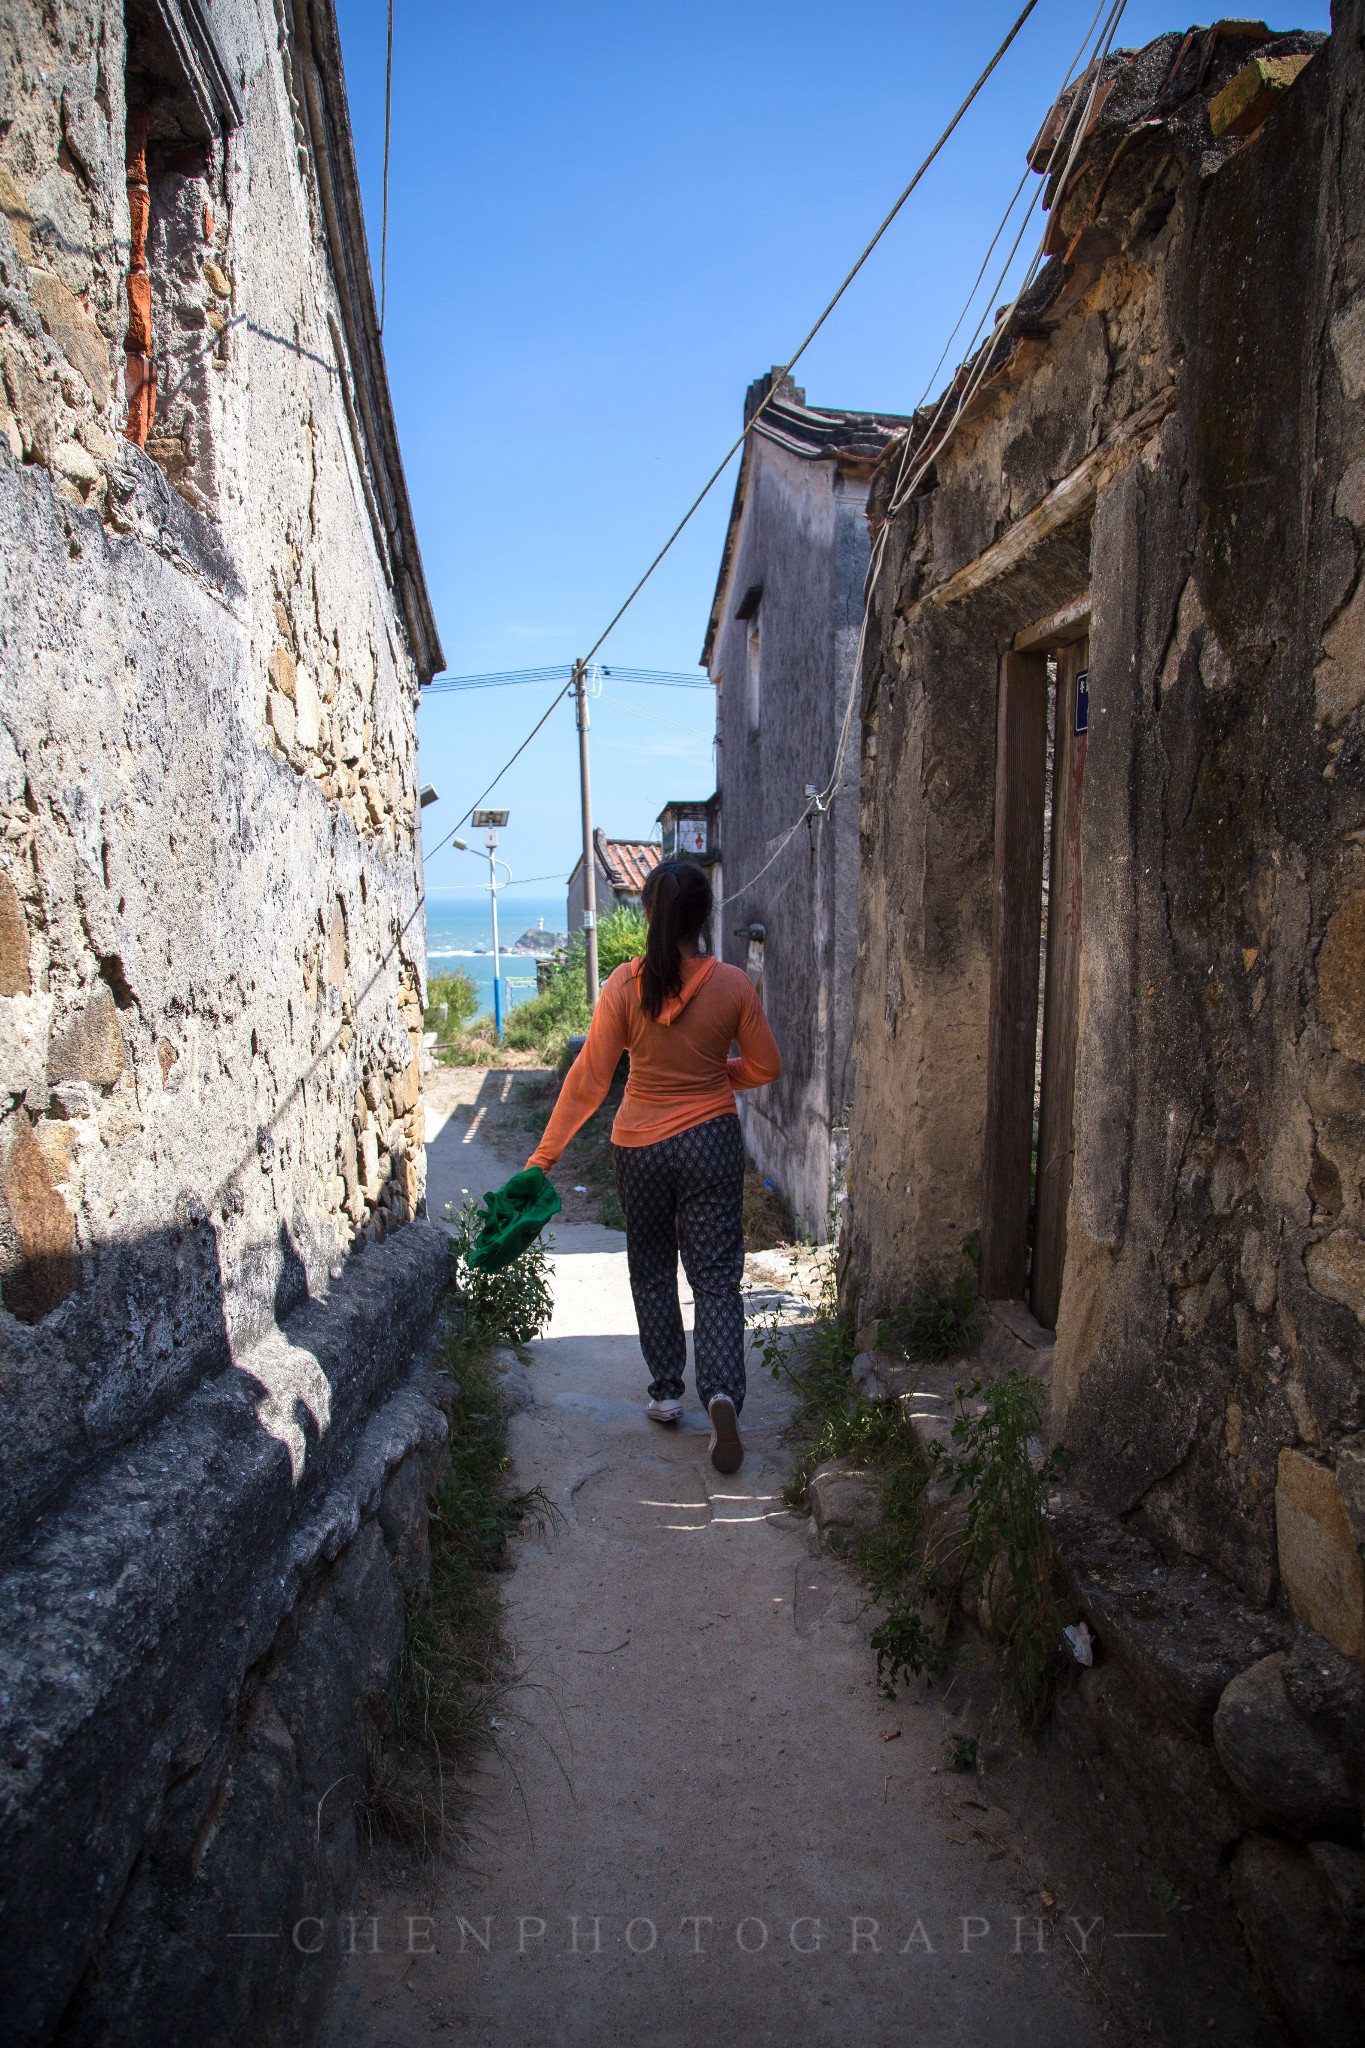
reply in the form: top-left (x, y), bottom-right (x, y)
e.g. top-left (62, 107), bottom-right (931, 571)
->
top-left (1075, 668), bottom-right (1090, 737)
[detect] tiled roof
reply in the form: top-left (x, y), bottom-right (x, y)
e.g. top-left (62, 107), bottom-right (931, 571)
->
top-left (596, 832), bottom-right (661, 894)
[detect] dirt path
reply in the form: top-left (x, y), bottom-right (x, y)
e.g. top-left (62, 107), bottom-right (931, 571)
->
top-left (326, 1068), bottom-right (1112, 2043)
top-left (423, 1063), bottom-right (621, 1234)
top-left (422, 1064), bottom-right (543, 1232)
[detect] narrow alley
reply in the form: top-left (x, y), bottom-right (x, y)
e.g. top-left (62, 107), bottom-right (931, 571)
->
top-left (3, 2), bottom-right (1362, 2043)
top-left (327, 1080), bottom-right (1110, 2048)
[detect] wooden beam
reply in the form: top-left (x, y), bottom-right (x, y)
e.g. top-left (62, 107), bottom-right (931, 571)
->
top-left (1013, 593), bottom-right (1091, 655)
top-left (980, 650), bottom-right (1049, 1301)
top-left (927, 390), bottom-right (1174, 613)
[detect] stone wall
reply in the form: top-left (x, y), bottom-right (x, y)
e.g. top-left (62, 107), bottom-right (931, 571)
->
top-left (0, 2), bottom-right (449, 2038)
top-left (848, 11), bottom-right (1364, 2036)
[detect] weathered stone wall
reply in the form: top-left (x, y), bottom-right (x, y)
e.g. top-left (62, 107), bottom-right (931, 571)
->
top-left (0, 2), bottom-right (449, 2038)
top-left (852, 12), bottom-right (1361, 1629)
top-left (849, 13), bottom-right (1364, 2037)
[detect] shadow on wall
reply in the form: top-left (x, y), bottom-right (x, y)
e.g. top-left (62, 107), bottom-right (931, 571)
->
top-left (0, 1205), bottom-right (450, 2048)
top-left (0, 1188), bottom-right (348, 1549)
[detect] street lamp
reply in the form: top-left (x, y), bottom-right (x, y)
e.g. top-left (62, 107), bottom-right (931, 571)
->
top-left (471, 809), bottom-right (511, 1038)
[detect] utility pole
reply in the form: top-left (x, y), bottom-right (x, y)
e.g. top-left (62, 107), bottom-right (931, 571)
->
top-left (573, 659), bottom-right (600, 1007)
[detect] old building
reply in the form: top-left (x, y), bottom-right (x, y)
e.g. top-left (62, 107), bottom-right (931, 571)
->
top-left (0, 1), bottom-right (446, 2039)
top-left (656, 793), bottom-right (718, 866)
top-left (848, 14), bottom-right (1362, 2039)
top-left (703, 372), bottom-right (907, 1237)
top-left (566, 826), bottom-right (660, 933)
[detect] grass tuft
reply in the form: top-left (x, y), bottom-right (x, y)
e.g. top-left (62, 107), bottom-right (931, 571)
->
top-left (877, 1259), bottom-right (982, 1363)
top-left (361, 1209), bottom-right (558, 1858)
top-left (758, 1246), bottom-right (1067, 1737)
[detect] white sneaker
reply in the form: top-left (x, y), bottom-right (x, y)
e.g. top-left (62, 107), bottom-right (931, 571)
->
top-left (646, 1397), bottom-right (683, 1424)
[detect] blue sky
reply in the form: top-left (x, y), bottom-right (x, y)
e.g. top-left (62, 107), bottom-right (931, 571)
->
top-left (334, 0), bottom-right (1330, 899)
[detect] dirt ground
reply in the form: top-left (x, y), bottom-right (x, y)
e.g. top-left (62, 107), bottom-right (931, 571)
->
top-left (325, 1070), bottom-right (1118, 2048)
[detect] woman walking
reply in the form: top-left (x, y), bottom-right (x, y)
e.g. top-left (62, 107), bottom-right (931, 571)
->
top-left (527, 860), bottom-right (781, 1473)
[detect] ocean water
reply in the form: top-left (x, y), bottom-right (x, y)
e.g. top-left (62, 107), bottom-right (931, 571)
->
top-left (424, 891), bottom-right (568, 1018)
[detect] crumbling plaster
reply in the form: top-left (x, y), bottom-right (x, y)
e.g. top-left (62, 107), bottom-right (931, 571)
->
top-left (0, 3), bottom-right (449, 2037)
top-left (848, 21), bottom-right (1365, 2034)
top-left (850, 15), bottom-right (1363, 1625)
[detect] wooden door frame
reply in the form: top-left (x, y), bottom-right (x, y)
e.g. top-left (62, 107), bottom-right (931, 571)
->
top-left (979, 599), bottom-right (1090, 1315)
top-left (979, 651), bottom-right (1049, 1299)
top-left (1032, 637), bottom-right (1089, 1330)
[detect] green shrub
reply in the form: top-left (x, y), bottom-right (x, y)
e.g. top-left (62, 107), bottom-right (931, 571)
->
top-left (759, 1247), bottom-right (1065, 1738)
top-left (502, 964), bottom-right (592, 1064)
top-left (425, 970), bottom-right (480, 1040)
top-left (500, 904), bottom-right (645, 1063)
top-left (447, 1197), bottom-right (555, 1358)
top-left (597, 904), bottom-right (647, 974)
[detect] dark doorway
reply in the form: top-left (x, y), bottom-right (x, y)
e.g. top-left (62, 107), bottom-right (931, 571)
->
top-left (1031, 637), bottom-right (1088, 1328)
top-left (979, 611), bottom-right (1089, 1330)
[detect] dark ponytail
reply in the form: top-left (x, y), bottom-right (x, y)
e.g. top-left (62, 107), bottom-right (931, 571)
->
top-left (639, 860), bottom-right (712, 1019)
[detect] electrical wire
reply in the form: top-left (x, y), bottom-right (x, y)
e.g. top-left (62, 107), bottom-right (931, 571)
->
top-left (427, 2), bottom-right (1121, 903)
top-left (718, 0), bottom-right (1128, 910)
top-left (431, 872), bottom-right (568, 890)
top-left (379, 0), bottom-right (393, 332)
top-left (425, 664), bottom-right (709, 695)
top-left (569, 0), bottom-right (1042, 680)
top-left (422, 678), bottom-right (574, 867)
top-left (599, 691), bottom-right (711, 739)
top-left (426, 2), bottom-right (1045, 854)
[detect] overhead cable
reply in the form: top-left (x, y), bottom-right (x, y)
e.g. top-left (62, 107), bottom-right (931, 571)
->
top-left (425, 664), bottom-right (709, 695)
top-left (421, 0), bottom-right (1039, 847)
top-left (720, 0), bottom-right (1129, 909)
top-left (569, 0), bottom-right (1043, 680)
top-left (599, 690), bottom-right (712, 739)
top-left (427, 2), bottom-right (1045, 853)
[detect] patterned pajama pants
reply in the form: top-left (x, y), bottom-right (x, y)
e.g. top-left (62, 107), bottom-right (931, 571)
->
top-left (611, 1113), bottom-right (747, 1412)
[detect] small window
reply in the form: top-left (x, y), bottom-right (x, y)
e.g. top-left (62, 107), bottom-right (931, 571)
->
top-left (735, 584), bottom-right (763, 736)
top-left (123, 0), bottom-right (241, 508)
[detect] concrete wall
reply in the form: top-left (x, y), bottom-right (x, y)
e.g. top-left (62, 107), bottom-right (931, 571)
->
top-left (711, 440), bottom-right (867, 1237)
top-left (850, 17), bottom-right (1365, 2037)
top-left (0, 3), bottom-right (449, 2037)
top-left (566, 855), bottom-right (640, 936)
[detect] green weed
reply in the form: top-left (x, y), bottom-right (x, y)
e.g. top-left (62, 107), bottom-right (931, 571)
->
top-left (950, 1732), bottom-right (980, 1773)
top-left (364, 1213), bottom-right (557, 1857)
top-left (939, 1371), bottom-right (1066, 1733)
top-left (447, 1199), bottom-right (555, 1359)
top-left (878, 1260), bottom-right (982, 1363)
top-left (760, 1249), bottom-right (1066, 1737)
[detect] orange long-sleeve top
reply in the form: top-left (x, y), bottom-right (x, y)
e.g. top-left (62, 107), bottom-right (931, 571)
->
top-left (527, 955), bottom-right (782, 1170)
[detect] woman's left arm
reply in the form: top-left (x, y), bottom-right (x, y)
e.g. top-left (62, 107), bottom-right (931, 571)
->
top-left (526, 973), bottom-right (630, 1169)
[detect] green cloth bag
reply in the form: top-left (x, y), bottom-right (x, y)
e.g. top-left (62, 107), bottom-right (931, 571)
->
top-left (466, 1165), bottom-right (562, 1272)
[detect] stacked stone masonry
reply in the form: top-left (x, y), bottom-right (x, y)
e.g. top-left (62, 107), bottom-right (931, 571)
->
top-left (847, 9), bottom-right (1365, 2040)
top-left (0, 1), bottom-right (447, 2040)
